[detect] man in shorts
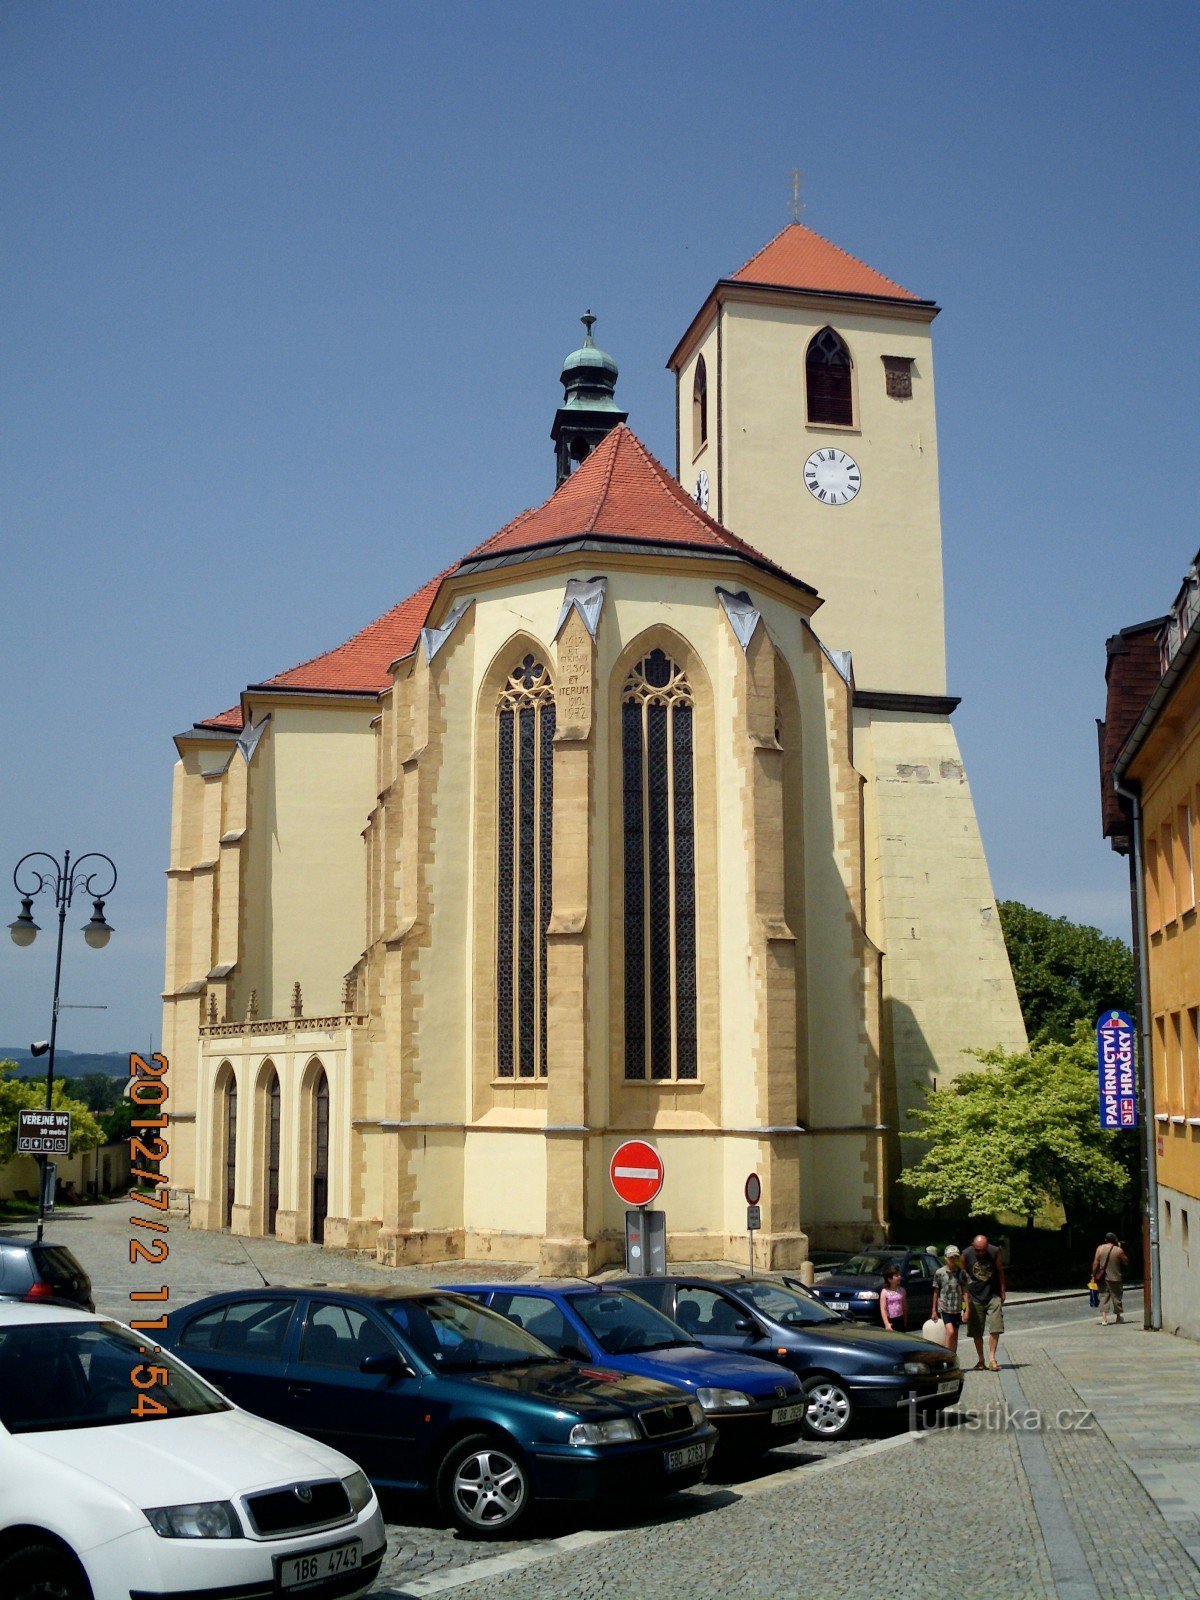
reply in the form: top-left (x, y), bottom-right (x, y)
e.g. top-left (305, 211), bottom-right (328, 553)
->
top-left (962, 1233), bottom-right (1006, 1371)
top-left (932, 1244), bottom-right (969, 1355)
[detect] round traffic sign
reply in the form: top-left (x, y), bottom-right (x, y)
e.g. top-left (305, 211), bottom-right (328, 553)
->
top-left (744, 1172), bottom-right (761, 1205)
top-left (610, 1140), bottom-right (665, 1207)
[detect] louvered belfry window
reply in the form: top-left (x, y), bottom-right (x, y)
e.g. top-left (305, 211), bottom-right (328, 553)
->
top-left (806, 326), bottom-right (853, 427)
top-left (622, 649), bottom-right (698, 1081)
top-left (496, 655), bottom-right (555, 1078)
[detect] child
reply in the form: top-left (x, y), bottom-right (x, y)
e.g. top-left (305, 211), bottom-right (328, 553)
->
top-left (932, 1243), bottom-right (969, 1354)
top-left (881, 1265), bottom-right (907, 1332)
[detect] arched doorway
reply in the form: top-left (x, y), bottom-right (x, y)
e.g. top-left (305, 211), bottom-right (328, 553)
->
top-left (223, 1073), bottom-right (237, 1228)
top-left (265, 1067), bottom-right (281, 1236)
top-left (311, 1068), bottom-right (329, 1244)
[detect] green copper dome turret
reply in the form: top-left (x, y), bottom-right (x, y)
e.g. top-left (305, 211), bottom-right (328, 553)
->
top-left (551, 311), bottom-right (628, 487)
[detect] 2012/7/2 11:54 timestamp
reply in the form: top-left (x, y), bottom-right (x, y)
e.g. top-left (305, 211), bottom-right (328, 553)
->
top-left (127, 1052), bottom-right (171, 1415)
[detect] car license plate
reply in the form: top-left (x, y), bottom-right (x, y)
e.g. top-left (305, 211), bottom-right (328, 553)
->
top-left (665, 1441), bottom-right (707, 1472)
top-left (936, 1379), bottom-right (959, 1396)
top-left (830, 1300), bottom-right (850, 1312)
top-left (277, 1539), bottom-right (362, 1591)
top-left (772, 1402), bottom-right (805, 1425)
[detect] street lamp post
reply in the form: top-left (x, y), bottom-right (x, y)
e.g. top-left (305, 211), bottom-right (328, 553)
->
top-left (9, 850), bottom-right (116, 1242)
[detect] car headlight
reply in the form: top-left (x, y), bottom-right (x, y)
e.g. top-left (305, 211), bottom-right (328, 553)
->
top-left (342, 1469), bottom-right (374, 1513)
top-left (694, 1388), bottom-right (752, 1411)
top-left (900, 1360), bottom-right (929, 1376)
top-left (855, 1290), bottom-right (880, 1301)
top-left (569, 1416), bottom-right (640, 1446)
top-left (144, 1501), bottom-right (241, 1539)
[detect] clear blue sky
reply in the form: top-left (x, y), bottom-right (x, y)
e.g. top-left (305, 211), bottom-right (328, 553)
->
top-left (2, 3), bottom-right (1197, 1053)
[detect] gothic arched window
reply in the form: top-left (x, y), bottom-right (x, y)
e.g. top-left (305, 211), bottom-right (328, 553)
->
top-left (693, 355), bottom-right (708, 451)
top-left (622, 649), bottom-right (697, 1081)
top-left (806, 326), bottom-right (853, 427)
top-left (496, 654), bottom-right (555, 1078)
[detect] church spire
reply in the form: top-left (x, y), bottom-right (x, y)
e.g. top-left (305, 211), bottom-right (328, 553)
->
top-left (550, 311), bottom-right (628, 488)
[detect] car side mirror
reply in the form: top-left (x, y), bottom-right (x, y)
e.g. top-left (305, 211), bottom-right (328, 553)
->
top-left (734, 1317), bottom-right (759, 1335)
top-left (359, 1351), bottom-right (410, 1378)
top-left (557, 1341), bottom-right (588, 1360)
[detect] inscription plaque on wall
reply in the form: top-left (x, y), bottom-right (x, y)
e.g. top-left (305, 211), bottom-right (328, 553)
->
top-left (556, 614), bottom-right (593, 736)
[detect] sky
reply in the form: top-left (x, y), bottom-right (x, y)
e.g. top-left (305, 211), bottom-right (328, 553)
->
top-left (1, 2), bottom-right (1197, 1054)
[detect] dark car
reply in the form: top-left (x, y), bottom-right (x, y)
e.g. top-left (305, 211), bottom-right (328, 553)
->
top-left (0, 1240), bottom-right (93, 1311)
top-left (618, 1274), bottom-right (962, 1440)
top-left (807, 1248), bottom-right (942, 1326)
top-left (161, 1286), bottom-right (716, 1538)
top-left (449, 1282), bottom-right (805, 1455)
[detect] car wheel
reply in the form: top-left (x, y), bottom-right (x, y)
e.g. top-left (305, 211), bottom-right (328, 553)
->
top-left (0, 1544), bottom-right (91, 1600)
top-left (437, 1433), bottom-right (532, 1539)
top-left (800, 1376), bottom-right (855, 1440)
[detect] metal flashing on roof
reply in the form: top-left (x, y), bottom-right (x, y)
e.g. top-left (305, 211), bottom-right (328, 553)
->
top-left (716, 587), bottom-right (764, 653)
top-left (554, 576), bottom-right (608, 641)
top-left (420, 597), bottom-right (474, 663)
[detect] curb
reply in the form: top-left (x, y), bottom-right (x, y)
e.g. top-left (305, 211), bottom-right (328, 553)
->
top-left (1007, 1283), bottom-right (1143, 1307)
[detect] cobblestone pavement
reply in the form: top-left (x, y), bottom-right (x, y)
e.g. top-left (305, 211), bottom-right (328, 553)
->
top-left (21, 1208), bottom-right (1200, 1597)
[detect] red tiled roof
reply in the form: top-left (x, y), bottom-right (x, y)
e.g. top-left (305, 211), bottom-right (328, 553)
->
top-left (460, 424), bottom-right (795, 577)
top-left (730, 222), bottom-right (922, 303)
top-left (1098, 619), bottom-right (1165, 849)
top-left (194, 427), bottom-right (803, 732)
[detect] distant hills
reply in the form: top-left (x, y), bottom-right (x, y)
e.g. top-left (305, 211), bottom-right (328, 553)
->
top-left (1, 1047), bottom-right (132, 1079)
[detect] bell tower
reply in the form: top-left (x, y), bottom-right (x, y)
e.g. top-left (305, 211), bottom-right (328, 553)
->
top-left (551, 312), bottom-right (628, 487)
top-left (668, 222), bottom-right (1027, 1196)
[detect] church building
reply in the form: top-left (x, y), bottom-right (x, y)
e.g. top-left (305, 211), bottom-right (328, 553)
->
top-left (162, 223), bottom-right (1025, 1270)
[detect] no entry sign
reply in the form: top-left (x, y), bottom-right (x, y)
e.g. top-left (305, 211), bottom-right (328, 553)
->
top-left (610, 1140), bottom-right (665, 1207)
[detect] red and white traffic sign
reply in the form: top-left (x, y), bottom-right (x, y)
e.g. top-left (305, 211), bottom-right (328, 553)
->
top-left (744, 1172), bottom-right (761, 1206)
top-left (609, 1140), bottom-right (664, 1208)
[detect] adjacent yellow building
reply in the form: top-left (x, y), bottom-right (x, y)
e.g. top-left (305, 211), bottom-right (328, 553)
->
top-left (162, 224), bottom-right (1026, 1271)
top-left (1104, 561), bottom-right (1200, 1339)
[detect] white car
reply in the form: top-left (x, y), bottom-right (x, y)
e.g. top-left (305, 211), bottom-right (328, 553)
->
top-left (0, 1302), bottom-right (386, 1600)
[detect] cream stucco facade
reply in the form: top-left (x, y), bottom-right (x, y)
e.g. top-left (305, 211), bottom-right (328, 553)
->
top-left (162, 223), bottom-right (1025, 1267)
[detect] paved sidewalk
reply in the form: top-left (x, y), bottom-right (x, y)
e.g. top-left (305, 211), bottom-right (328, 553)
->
top-left (366, 1320), bottom-right (1200, 1600)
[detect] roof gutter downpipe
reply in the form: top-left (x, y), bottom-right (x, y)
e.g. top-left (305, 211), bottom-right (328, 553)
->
top-left (1113, 773), bottom-right (1162, 1331)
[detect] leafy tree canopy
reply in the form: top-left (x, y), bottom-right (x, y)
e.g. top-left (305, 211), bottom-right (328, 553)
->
top-left (0, 1061), bottom-right (104, 1164)
top-left (900, 1026), bottom-right (1131, 1223)
top-left (999, 900), bottom-right (1135, 1048)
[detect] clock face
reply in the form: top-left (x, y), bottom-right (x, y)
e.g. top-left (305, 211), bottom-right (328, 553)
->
top-left (804, 449), bottom-right (861, 506)
top-left (694, 469), bottom-right (710, 512)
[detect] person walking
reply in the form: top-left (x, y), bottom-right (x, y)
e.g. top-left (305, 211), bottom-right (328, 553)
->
top-left (880, 1265), bottom-right (908, 1331)
top-left (932, 1244), bottom-right (969, 1355)
top-left (1092, 1232), bottom-right (1128, 1325)
top-left (962, 1233), bottom-right (1006, 1371)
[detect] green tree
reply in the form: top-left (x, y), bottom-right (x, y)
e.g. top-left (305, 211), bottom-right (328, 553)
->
top-left (999, 900), bottom-right (1135, 1048)
top-left (101, 1099), bottom-right (137, 1145)
top-left (900, 1026), bottom-right (1131, 1228)
top-left (71, 1072), bottom-right (123, 1113)
top-left (0, 1060), bottom-right (105, 1164)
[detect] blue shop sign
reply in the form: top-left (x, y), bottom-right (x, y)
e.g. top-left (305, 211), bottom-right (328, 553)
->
top-left (1096, 1009), bottom-right (1137, 1130)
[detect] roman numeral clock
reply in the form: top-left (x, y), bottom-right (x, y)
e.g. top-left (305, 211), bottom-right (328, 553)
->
top-left (804, 448), bottom-right (860, 506)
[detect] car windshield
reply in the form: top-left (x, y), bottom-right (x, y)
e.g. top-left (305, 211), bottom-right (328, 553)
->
top-left (735, 1281), bottom-right (840, 1326)
top-left (387, 1296), bottom-right (559, 1370)
top-left (0, 1320), bottom-right (229, 1434)
top-left (571, 1291), bottom-right (694, 1354)
top-left (835, 1252), bottom-right (905, 1277)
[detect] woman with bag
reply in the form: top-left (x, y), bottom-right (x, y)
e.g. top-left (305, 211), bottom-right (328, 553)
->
top-left (1091, 1232), bottom-right (1128, 1325)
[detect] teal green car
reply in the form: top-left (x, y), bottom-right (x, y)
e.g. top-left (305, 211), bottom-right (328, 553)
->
top-left (162, 1286), bottom-right (716, 1539)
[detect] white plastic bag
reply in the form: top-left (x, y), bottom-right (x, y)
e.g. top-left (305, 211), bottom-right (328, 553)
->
top-left (921, 1316), bottom-right (948, 1345)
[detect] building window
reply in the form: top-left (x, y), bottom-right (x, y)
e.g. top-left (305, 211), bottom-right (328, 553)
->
top-left (1146, 836), bottom-right (1162, 933)
top-left (222, 1072), bottom-right (237, 1228)
top-left (882, 354), bottom-right (914, 399)
top-left (496, 655), bottom-right (555, 1078)
top-left (1162, 820), bottom-right (1178, 924)
top-left (806, 327), bottom-right (853, 427)
top-left (693, 355), bottom-right (708, 452)
top-left (265, 1066), bottom-right (280, 1237)
top-left (1179, 802), bottom-right (1195, 913)
top-left (622, 648), bottom-right (697, 1081)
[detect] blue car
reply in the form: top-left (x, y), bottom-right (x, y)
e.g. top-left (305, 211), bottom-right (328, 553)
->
top-left (160, 1286), bottom-right (716, 1539)
top-left (448, 1282), bottom-right (806, 1454)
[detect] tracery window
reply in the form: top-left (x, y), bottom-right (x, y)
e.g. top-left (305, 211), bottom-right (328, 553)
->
top-left (806, 326), bottom-right (853, 427)
top-left (622, 649), bottom-right (697, 1081)
top-left (496, 655), bottom-right (555, 1078)
top-left (693, 354), bottom-right (708, 451)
